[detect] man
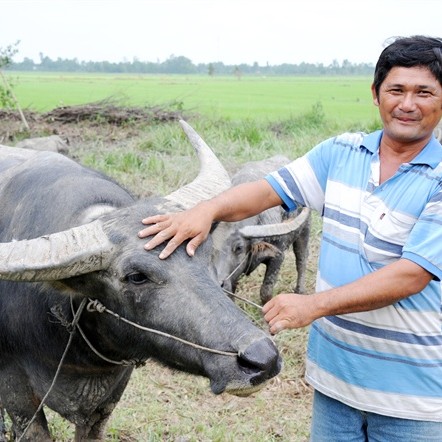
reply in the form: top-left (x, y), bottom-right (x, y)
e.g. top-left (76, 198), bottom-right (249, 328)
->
top-left (138, 36), bottom-right (442, 441)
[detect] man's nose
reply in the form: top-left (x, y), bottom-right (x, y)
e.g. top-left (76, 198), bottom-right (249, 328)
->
top-left (399, 92), bottom-right (417, 111)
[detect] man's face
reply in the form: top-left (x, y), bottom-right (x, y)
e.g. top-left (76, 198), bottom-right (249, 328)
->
top-left (371, 66), bottom-right (442, 145)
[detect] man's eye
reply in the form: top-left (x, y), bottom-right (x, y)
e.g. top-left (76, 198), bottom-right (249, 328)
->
top-left (126, 272), bottom-right (150, 285)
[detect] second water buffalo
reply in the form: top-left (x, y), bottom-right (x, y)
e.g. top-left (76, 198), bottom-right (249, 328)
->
top-left (211, 155), bottom-right (311, 305)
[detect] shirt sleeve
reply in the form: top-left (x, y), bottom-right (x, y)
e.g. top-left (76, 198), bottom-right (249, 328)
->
top-left (402, 190), bottom-right (442, 280)
top-left (265, 137), bottom-right (336, 213)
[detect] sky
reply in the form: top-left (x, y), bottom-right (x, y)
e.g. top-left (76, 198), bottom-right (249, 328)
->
top-left (2, 0), bottom-right (442, 66)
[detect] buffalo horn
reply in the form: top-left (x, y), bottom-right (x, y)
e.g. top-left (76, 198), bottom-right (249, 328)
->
top-left (0, 120), bottom-right (229, 281)
top-left (162, 120), bottom-right (231, 209)
top-left (0, 220), bottom-right (115, 281)
top-left (239, 207), bottom-right (310, 239)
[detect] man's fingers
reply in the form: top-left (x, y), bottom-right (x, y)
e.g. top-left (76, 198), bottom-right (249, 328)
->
top-left (269, 319), bottom-right (288, 335)
top-left (138, 225), bottom-right (160, 239)
top-left (143, 228), bottom-right (174, 251)
top-left (185, 235), bottom-right (206, 257)
top-left (262, 297), bottom-right (288, 334)
top-left (139, 215), bottom-right (174, 240)
top-left (262, 302), bottom-right (278, 323)
top-left (141, 214), bottom-right (168, 225)
top-left (158, 239), bottom-right (183, 259)
top-left (139, 211), bottom-right (208, 259)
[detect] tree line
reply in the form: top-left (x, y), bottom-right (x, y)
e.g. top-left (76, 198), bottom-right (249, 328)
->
top-left (9, 53), bottom-right (374, 76)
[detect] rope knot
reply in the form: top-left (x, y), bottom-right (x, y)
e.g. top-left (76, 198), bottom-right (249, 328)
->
top-left (120, 359), bottom-right (147, 368)
top-left (87, 299), bottom-right (106, 313)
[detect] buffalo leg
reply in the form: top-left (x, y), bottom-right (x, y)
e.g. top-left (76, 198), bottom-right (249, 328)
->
top-left (0, 365), bottom-right (52, 441)
top-left (292, 222), bottom-right (311, 294)
top-left (74, 369), bottom-right (132, 441)
top-left (74, 406), bottom-right (113, 442)
top-left (260, 253), bottom-right (284, 305)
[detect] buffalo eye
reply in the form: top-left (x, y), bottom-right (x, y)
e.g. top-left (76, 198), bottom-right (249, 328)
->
top-left (232, 242), bottom-right (244, 255)
top-left (126, 272), bottom-right (150, 285)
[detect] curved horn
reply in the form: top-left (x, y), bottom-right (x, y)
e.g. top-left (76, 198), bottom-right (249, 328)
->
top-left (0, 220), bottom-right (115, 281)
top-left (0, 121), bottom-right (228, 281)
top-left (163, 120), bottom-right (231, 209)
top-left (239, 208), bottom-right (311, 239)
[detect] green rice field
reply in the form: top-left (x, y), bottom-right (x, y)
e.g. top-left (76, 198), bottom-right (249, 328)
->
top-left (7, 72), bottom-right (379, 124)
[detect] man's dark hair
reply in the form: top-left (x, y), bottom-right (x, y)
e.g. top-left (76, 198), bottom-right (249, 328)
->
top-left (373, 35), bottom-right (442, 97)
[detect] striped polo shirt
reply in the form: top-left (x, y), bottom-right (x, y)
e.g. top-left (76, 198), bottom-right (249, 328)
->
top-left (266, 130), bottom-right (442, 421)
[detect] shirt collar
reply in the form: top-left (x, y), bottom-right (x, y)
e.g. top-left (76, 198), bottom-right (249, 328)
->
top-left (361, 129), bottom-right (442, 169)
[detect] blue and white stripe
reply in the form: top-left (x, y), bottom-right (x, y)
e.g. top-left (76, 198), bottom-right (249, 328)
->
top-left (266, 130), bottom-right (442, 421)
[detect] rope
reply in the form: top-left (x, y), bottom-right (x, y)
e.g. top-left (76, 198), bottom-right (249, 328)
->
top-left (15, 289), bottom-right (262, 440)
top-left (86, 299), bottom-right (238, 357)
top-left (17, 298), bottom-right (88, 442)
top-left (222, 251), bottom-right (250, 284)
top-left (218, 250), bottom-right (264, 310)
top-left (71, 298), bottom-right (145, 367)
top-left (225, 290), bottom-right (262, 310)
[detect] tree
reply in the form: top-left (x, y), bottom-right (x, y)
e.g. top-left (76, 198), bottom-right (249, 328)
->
top-left (208, 63), bottom-right (215, 76)
top-left (162, 55), bottom-right (196, 74)
top-left (0, 41), bottom-right (29, 129)
top-left (0, 42), bottom-right (19, 108)
top-left (233, 66), bottom-right (242, 80)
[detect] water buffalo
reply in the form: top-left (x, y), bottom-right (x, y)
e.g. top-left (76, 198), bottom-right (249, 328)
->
top-left (211, 155), bottom-right (311, 305)
top-left (0, 121), bottom-right (281, 441)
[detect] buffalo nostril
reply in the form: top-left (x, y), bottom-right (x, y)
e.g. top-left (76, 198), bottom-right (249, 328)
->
top-left (237, 356), bottom-right (261, 375)
top-left (238, 337), bottom-right (282, 380)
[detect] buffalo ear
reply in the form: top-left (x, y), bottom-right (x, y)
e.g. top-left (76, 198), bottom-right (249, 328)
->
top-left (247, 241), bottom-right (282, 274)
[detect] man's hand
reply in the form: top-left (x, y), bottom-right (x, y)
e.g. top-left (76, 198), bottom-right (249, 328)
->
top-left (262, 293), bottom-right (318, 334)
top-left (139, 180), bottom-right (283, 260)
top-left (138, 203), bottom-right (214, 259)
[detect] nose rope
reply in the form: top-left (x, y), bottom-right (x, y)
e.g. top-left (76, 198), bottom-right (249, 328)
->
top-left (84, 298), bottom-right (238, 358)
top-left (223, 251), bottom-right (251, 282)
top-left (223, 289), bottom-right (262, 310)
top-left (219, 250), bottom-right (264, 311)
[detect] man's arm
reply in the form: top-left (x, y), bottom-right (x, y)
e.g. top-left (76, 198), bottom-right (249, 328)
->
top-left (263, 258), bottom-right (433, 334)
top-left (138, 179), bottom-right (283, 259)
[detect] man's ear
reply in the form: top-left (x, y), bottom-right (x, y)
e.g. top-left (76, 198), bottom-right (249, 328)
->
top-left (371, 83), bottom-right (379, 106)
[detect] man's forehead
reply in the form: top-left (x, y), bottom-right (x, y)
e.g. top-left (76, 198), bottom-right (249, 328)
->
top-left (383, 66), bottom-right (440, 89)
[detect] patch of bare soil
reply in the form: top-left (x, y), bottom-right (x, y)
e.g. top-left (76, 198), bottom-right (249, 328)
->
top-left (0, 101), bottom-right (184, 150)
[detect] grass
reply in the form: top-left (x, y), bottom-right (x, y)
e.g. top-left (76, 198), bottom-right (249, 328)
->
top-left (7, 72), bottom-right (379, 124)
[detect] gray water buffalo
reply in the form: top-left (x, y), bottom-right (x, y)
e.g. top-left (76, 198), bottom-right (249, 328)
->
top-left (211, 155), bottom-right (311, 305)
top-left (0, 121), bottom-right (281, 441)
